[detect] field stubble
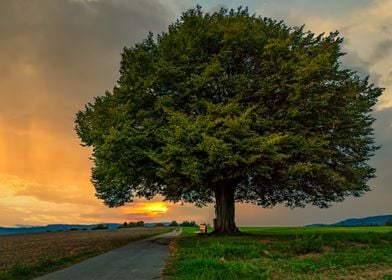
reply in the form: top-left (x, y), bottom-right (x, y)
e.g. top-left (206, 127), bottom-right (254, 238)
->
top-left (0, 227), bottom-right (171, 279)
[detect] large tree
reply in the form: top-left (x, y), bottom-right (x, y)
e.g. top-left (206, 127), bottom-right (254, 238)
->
top-left (75, 7), bottom-right (382, 235)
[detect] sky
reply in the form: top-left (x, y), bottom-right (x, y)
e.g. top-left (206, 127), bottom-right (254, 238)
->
top-left (0, 0), bottom-right (391, 227)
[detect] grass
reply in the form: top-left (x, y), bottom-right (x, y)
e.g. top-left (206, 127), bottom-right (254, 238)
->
top-left (0, 227), bottom-right (172, 280)
top-left (165, 226), bottom-right (392, 279)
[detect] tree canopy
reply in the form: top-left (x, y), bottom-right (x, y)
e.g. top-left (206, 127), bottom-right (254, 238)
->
top-left (75, 7), bottom-right (382, 234)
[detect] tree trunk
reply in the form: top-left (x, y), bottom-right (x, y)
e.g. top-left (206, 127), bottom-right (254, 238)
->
top-left (212, 183), bottom-right (240, 235)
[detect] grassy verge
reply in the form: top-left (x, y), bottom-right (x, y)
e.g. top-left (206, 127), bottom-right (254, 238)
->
top-left (0, 227), bottom-right (173, 280)
top-left (165, 227), bottom-right (392, 279)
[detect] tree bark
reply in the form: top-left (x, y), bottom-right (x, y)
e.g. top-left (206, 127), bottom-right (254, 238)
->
top-left (212, 183), bottom-right (240, 235)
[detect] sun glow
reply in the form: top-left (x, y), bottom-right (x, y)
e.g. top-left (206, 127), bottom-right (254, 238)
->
top-left (141, 202), bottom-right (168, 215)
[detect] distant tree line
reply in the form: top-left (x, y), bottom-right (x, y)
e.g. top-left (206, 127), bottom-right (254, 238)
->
top-left (116, 220), bottom-right (201, 228)
top-left (154, 223), bottom-right (166, 227)
top-left (168, 221), bottom-right (178, 227)
top-left (168, 220), bottom-right (198, 227)
top-left (48, 220), bottom-right (206, 233)
top-left (179, 221), bottom-right (198, 227)
top-left (118, 221), bottom-right (145, 228)
top-left (92, 224), bottom-right (108, 230)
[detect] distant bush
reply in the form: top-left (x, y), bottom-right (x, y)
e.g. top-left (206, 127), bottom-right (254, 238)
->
top-left (136, 221), bottom-right (144, 227)
top-left (386, 219), bottom-right (392, 226)
top-left (179, 221), bottom-right (197, 227)
top-left (118, 221), bottom-right (145, 228)
top-left (169, 221), bottom-right (178, 227)
top-left (154, 223), bottom-right (166, 227)
top-left (92, 224), bottom-right (108, 230)
top-left (69, 228), bottom-right (79, 231)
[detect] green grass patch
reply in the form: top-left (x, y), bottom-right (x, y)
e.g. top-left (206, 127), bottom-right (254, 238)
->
top-left (165, 227), bottom-right (392, 279)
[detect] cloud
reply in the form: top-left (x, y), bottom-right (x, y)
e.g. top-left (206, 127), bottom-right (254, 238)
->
top-left (0, 0), bottom-right (177, 226)
top-left (0, 0), bottom-right (175, 117)
top-left (1, 0), bottom-right (391, 227)
top-left (0, 173), bottom-right (96, 206)
top-left (15, 182), bottom-right (96, 206)
top-left (254, 0), bottom-right (392, 110)
top-left (0, 173), bottom-right (177, 226)
top-left (370, 39), bottom-right (392, 63)
top-left (79, 208), bottom-right (150, 222)
top-left (340, 50), bottom-right (372, 79)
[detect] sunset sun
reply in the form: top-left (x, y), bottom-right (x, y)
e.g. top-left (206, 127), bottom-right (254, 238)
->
top-left (142, 203), bottom-right (168, 215)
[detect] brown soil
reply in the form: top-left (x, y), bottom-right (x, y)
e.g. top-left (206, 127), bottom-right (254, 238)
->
top-left (0, 227), bottom-right (169, 271)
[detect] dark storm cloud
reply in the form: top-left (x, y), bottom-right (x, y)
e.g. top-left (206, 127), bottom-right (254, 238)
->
top-left (0, 0), bottom-right (177, 226)
top-left (370, 39), bottom-right (392, 64)
top-left (340, 50), bottom-right (371, 79)
top-left (0, 0), bottom-right (174, 119)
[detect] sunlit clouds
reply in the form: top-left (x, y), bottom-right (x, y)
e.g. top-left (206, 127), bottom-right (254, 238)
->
top-left (0, 0), bottom-right (391, 227)
top-left (0, 173), bottom-right (175, 225)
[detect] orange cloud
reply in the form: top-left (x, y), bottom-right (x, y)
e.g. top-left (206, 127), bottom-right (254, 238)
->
top-left (0, 173), bottom-right (176, 226)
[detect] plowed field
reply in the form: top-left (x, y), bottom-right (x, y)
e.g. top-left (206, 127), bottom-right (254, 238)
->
top-left (0, 227), bottom-right (170, 271)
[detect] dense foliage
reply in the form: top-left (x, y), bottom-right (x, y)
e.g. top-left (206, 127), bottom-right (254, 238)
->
top-left (75, 7), bottom-right (382, 234)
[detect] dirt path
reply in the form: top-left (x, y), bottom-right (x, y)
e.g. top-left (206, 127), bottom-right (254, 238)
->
top-left (34, 229), bottom-right (181, 280)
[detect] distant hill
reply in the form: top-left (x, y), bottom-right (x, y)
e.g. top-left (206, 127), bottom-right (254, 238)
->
top-left (0, 223), bottom-right (120, 235)
top-left (144, 222), bottom-right (171, 227)
top-left (308, 215), bottom-right (392, 227)
top-left (0, 222), bottom-right (173, 235)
